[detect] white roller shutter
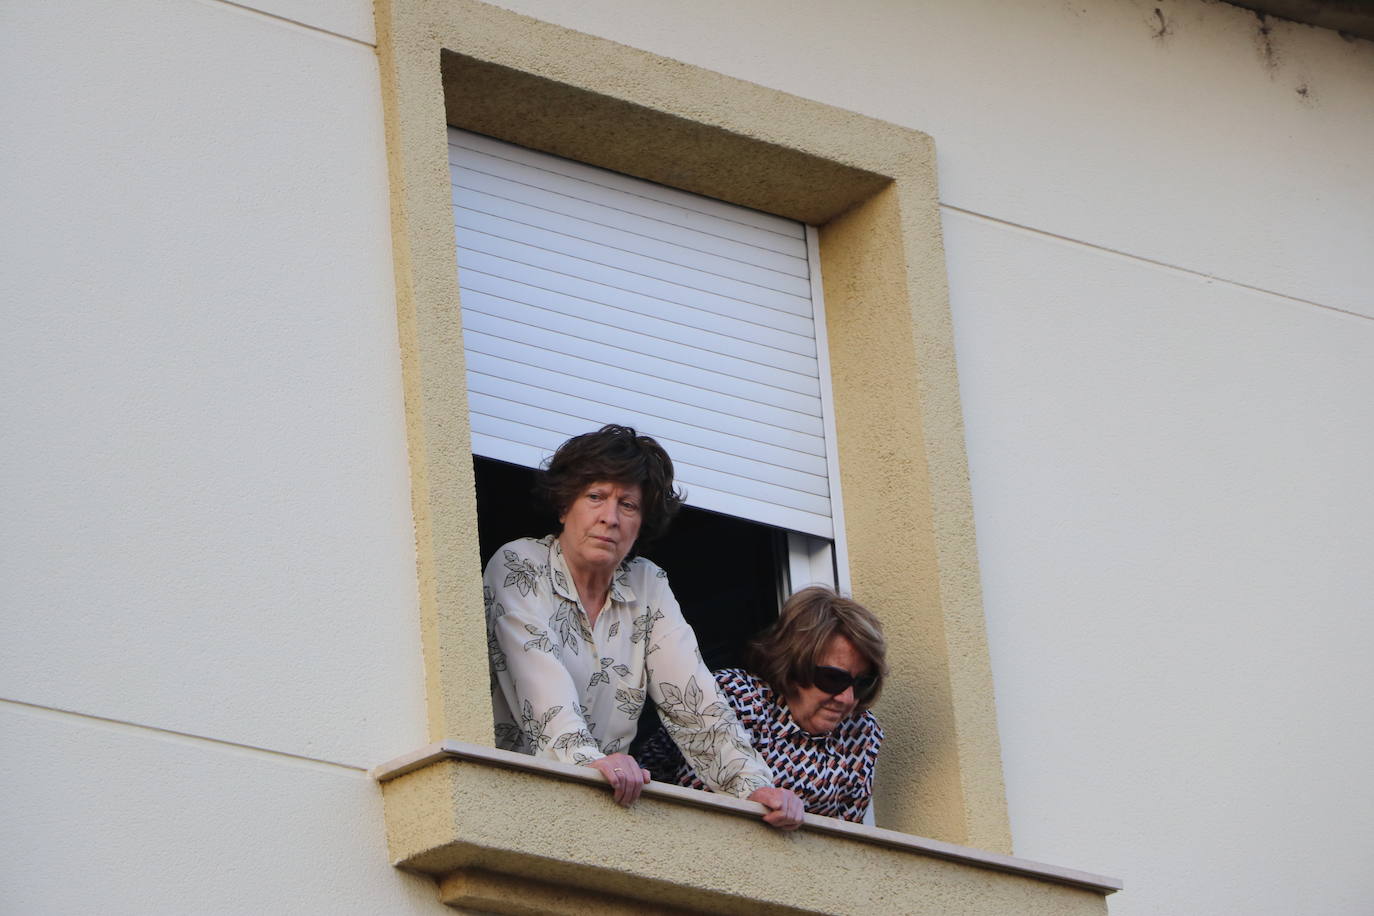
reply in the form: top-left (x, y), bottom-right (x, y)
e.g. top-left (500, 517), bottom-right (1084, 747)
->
top-left (449, 128), bottom-right (839, 538)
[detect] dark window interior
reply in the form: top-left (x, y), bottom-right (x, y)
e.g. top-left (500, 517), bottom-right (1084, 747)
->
top-left (474, 455), bottom-right (783, 671)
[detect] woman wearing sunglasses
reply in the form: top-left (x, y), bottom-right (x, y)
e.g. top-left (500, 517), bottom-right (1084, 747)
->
top-left (639, 585), bottom-right (887, 823)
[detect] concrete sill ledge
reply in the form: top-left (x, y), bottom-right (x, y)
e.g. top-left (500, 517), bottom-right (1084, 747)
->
top-left (373, 741), bottom-right (1119, 915)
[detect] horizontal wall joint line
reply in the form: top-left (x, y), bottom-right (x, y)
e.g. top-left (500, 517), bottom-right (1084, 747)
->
top-left (207, 0), bottom-right (375, 49)
top-left (0, 696), bottom-right (368, 772)
top-left (940, 204), bottom-right (1371, 323)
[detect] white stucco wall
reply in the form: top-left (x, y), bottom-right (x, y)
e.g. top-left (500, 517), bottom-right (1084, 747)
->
top-left (0, 0), bottom-right (445, 911)
top-left (1, 703), bottom-right (442, 914)
top-left (473, 1), bottom-right (1374, 914)
top-left (5, 0), bottom-right (1371, 914)
top-left (946, 207), bottom-right (1374, 916)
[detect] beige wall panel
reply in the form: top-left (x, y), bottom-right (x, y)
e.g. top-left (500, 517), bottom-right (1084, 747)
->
top-left (482, 0), bottom-right (1374, 319)
top-left (945, 210), bottom-right (1374, 916)
top-left (0, 702), bottom-right (451, 915)
top-left (0, 0), bottom-right (427, 765)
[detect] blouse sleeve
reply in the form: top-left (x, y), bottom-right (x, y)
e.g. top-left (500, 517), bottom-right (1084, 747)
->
top-left (640, 572), bottom-right (775, 798)
top-left (484, 549), bottom-right (604, 767)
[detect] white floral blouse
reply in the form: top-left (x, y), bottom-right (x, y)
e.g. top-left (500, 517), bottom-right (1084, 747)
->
top-left (484, 535), bottom-right (775, 798)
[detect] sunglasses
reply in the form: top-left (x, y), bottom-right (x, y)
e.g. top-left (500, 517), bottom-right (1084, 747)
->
top-left (811, 665), bottom-right (878, 699)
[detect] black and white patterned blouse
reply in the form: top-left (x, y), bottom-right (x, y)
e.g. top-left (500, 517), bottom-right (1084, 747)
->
top-left (484, 536), bottom-right (774, 798)
top-left (639, 668), bottom-right (883, 823)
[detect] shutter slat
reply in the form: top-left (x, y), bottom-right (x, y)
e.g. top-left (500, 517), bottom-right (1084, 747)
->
top-left (466, 374), bottom-right (830, 478)
top-left (450, 167), bottom-right (810, 278)
top-left (456, 254), bottom-right (817, 359)
top-left (450, 132), bottom-right (804, 245)
top-left (457, 240), bottom-right (816, 337)
top-left (467, 393), bottom-right (831, 501)
top-left (454, 193), bottom-right (811, 293)
top-left (470, 431), bottom-right (834, 539)
top-left (455, 207), bottom-right (814, 313)
top-left (459, 279), bottom-right (820, 384)
top-left (461, 315), bottom-right (824, 424)
top-left (464, 345), bottom-right (825, 451)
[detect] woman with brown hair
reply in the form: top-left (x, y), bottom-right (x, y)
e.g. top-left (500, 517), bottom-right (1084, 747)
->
top-left (640, 585), bottom-right (887, 823)
top-left (484, 424), bottom-right (805, 829)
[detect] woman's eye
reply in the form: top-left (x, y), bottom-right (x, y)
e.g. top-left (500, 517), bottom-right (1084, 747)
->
top-left (620, 501), bottom-right (639, 513)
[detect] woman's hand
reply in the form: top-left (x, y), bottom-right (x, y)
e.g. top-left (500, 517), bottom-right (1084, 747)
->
top-left (748, 786), bottom-right (806, 830)
top-left (587, 753), bottom-right (652, 806)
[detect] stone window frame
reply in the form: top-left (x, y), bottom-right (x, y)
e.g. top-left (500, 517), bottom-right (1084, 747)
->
top-left (375, 0), bottom-right (1011, 851)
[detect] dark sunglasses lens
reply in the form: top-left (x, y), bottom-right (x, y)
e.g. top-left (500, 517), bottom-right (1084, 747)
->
top-left (812, 666), bottom-right (850, 694)
top-left (813, 666), bottom-right (876, 696)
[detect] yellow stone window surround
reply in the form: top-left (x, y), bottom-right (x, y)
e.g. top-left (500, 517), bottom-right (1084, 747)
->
top-left (373, 0), bottom-right (1117, 910)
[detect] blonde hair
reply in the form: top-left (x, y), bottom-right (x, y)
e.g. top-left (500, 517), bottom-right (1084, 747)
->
top-left (747, 586), bottom-right (888, 709)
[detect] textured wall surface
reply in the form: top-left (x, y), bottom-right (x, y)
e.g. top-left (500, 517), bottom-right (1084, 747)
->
top-left (946, 209), bottom-right (1374, 916)
top-left (380, 755), bottom-right (1108, 916)
top-left (0, 704), bottom-right (445, 914)
top-left (0, 0), bottom-right (424, 768)
top-left (0, 0), bottom-right (442, 911)
top-left (4, 0), bottom-right (1371, 913)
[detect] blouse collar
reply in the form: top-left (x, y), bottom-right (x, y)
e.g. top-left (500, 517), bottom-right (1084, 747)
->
top-left (756, 674), bottom-right (836, 746)
top-left (545, 535), bottom-right (638, 608)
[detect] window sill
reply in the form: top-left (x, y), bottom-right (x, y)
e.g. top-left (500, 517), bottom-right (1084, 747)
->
top-left (373, 742), bottom-right (1119, 914)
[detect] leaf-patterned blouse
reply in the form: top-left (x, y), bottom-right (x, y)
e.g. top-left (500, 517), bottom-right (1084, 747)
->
top-left (484, 535), bottom-right (775, 799)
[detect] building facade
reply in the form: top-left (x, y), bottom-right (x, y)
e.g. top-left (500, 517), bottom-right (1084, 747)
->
top-left (4, 1), bottom-right (1371, 913)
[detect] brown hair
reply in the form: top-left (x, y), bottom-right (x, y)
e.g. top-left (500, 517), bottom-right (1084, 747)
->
top-left (747, 586), bottom-right (888, 709)
top-left (535, 424), bottom-right (685, 546)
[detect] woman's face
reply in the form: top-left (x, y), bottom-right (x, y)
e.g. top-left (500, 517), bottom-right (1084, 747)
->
top-left (785, 634), bottom-right (870, 736)
top-left (558, 481), bottom-right (643, 577)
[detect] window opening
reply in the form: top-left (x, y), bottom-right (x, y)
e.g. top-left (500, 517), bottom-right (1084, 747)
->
top-left (475, 455), bottom-right (785, 672)
top-left (475, 455), bottom-right (794, 750)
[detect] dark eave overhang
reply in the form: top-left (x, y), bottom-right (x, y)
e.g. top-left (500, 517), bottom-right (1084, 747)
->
top-left (1224, 0), bottom-right (1374, 42)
